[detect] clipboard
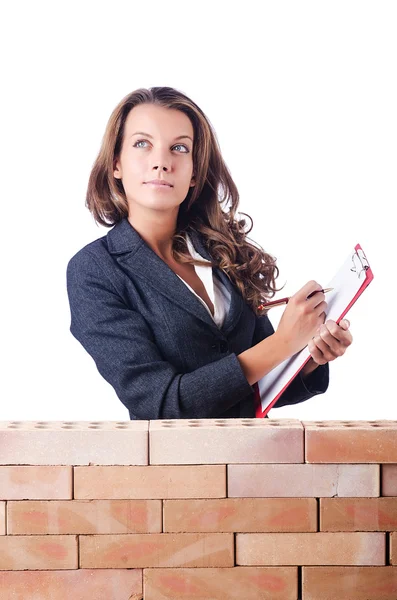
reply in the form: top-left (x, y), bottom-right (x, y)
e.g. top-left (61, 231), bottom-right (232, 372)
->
top-left (254, 244), bottom-right (374, 418)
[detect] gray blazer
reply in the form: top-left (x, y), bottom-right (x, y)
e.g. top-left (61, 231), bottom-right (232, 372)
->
top-left (66, 217), bottom-right (329, 420)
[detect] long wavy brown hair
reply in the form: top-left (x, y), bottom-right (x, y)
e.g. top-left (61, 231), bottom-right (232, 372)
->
top-left (86, 86), bottom-right (281, 316)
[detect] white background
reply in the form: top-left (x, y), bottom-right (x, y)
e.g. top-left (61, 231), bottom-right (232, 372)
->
top-left (1, 0), bottom-right (395, 421)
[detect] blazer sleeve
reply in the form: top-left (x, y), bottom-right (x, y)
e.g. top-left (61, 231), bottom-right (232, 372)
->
top-left (252, 313), bottom-right (329, 409)
top-left (66, 250), bottom-right (255, 420)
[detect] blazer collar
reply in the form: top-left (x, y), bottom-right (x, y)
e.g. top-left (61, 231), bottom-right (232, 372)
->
top-left (107, 215), bottom-right (211, 259)
top-left (107, 217), bottom-right (244, 334)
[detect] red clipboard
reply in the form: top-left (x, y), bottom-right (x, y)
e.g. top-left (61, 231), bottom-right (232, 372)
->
top-left (254, 244), bottom-right (374, 418)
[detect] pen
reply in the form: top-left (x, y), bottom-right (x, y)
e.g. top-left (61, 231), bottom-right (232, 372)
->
top-left (258, 288), bottom-right (334, 311)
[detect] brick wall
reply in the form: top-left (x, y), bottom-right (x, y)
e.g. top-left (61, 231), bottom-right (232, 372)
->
top-left (0, 419), bottom-right (396, 599)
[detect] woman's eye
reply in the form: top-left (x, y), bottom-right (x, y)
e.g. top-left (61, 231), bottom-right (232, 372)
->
top-left (134, 140), bottom-right (148, 148)
top-left (133, 140), bottom-right (189, 153)
top-left (173, 144), bottom-right (189, 153)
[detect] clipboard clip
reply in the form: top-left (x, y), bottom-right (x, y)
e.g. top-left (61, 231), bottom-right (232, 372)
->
top-left (351, 248), bottom-right (370, 279)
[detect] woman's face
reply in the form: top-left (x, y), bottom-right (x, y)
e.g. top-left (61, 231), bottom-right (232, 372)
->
top-left (114, 103), bottom-right (196, 215)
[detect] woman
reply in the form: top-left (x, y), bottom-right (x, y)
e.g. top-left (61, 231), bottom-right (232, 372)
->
top-left (66, 86), bottom-right (352, 420)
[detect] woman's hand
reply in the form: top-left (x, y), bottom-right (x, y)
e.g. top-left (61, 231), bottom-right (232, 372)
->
top-left (302, 319), bottom-right (353, 375)
top-left (274, 280), bottom-right (328, 356)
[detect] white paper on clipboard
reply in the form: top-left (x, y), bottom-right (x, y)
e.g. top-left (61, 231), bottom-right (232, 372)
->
top-left (254, 244), bottom-right (374, 418)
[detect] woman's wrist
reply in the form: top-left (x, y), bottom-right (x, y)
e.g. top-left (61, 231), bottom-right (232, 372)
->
top-left (301, 357), bottom-right (322, 379)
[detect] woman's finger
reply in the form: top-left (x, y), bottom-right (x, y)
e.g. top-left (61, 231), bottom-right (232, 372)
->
top-left (319, 324), bottom-right (352, 351)
top-left (323, 320), bottom-right (352, 344)
top-left (339, 319), bottom-right (350, 330)
top-left (313, 333), bottom-right (343, 360)
top-left (307, 338), bottom-right (328, 365)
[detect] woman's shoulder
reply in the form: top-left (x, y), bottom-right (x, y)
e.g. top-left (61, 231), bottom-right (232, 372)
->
top-left (66, 232), bottom-right (131, 303)
top-left (67, 234), bottom-right (109, 273)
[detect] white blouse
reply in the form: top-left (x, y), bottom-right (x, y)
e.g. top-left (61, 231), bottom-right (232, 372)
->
top-left (174, 234), bottom-right (232, 328)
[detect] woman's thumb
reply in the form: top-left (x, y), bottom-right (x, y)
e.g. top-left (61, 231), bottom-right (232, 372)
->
top-left (340, 319), bottom-right (350, 329)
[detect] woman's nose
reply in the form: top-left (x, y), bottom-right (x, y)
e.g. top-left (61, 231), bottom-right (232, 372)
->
top-left (152, 149), bottom-right (172, 172)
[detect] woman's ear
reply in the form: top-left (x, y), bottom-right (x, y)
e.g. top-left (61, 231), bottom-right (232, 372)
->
top-left (113, 158), bottom-right (122, 179)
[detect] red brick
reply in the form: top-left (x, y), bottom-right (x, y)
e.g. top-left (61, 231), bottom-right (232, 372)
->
top-left (7, 499), bottom-right (162, 534)
top-left (163, 498), bottom-right (316, 532)
top-left (144, 567), bottom-right (297, 599)
top-left (236, 532), bottom-right (385, 565)
top-left (0, 420), bottom-right (148, 465)
top-left (0, 466), bottom-right (72, 499)
top-left (392, 532), bottom-right (397, 565)
top-left (320, 498), bottom-right (397, 531)
top-left (0, 535), bottom-right (77, 570)
top-left (0, 569), bottom-right (142, 599)
top-left (0, 502), bottom-right (5, 535)
top-left (80, 533), bottom-right (233, 568)
top-left (150, 419), bottom-right (303, 464)
top-left (303, 566), bottom-right (397, 599)
top-left (304, 421), bottom-right (397, 463)
top-left (74, 465), bottom-right (226, 499)
top-left (382, 464), bottom-right (397, 496)
top-left (228, 464), bottom-right (379, 497)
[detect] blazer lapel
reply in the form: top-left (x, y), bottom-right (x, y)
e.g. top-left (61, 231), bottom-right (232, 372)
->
top-left (187, 228), bottom-right (245, 334)
top-left (107, 217), bottom-right (244, 334)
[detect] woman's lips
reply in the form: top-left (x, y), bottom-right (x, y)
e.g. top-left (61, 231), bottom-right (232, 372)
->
top-left (145, 182), bottom-right (173, 189)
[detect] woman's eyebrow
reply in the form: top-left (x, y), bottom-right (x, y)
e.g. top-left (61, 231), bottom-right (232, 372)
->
top-left (129, 131), bottom-right (193, 142)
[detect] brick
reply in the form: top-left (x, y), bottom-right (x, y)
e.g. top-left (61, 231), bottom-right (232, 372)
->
top-left (392, 532), bottom-right (397, 565)
top-left (0, 466), bottom-right (72, 500)
top-left (382, 464), bottom-right (397, 496)
top-left (7, 499), bottom-right (162, 534)
top-left (163, 498), bottom-right (316, 532)
top-left (304, 420), bottom-right (397, 463)
top-left (236, 532), bottom-right (385, 565)
top-left (80, 533), bottom-right (233, 568)
top-left (0, 502), bottom-right (5, 535)
top-left (144, 567), bottom-right (297, 599)
top-left (0, 420), bottom-right (148, 465)
top-left (320, 498), bottom-right (397, 531)
top-left (74, 465), bottom-right (226, 499)
top-left (228, 464), bottom-right (379, 497)
top-left (150, 419), bottom-right (303, 464)
top-left (0, 535), bottom-right (77, 569)
top-left (0, 569), bottom-right (142, 599)
top-left (303, 566), bottom-right (397, 599)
